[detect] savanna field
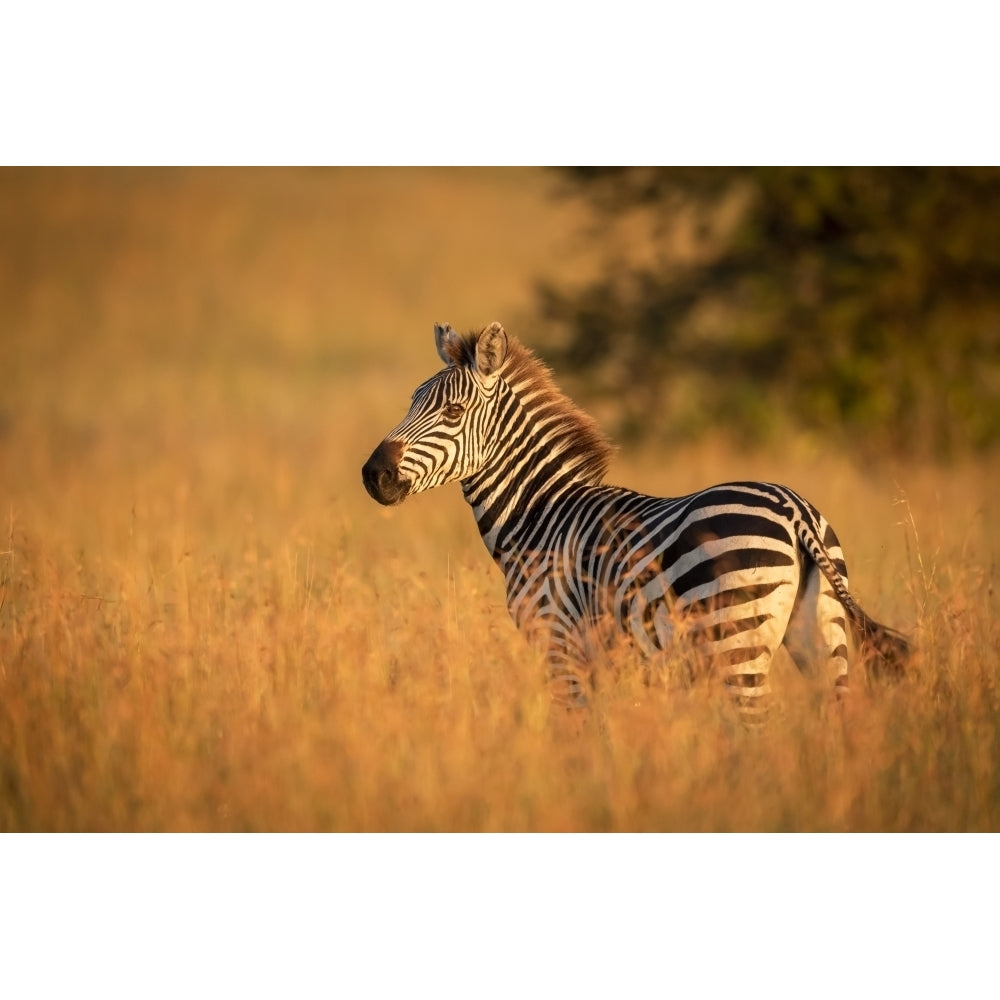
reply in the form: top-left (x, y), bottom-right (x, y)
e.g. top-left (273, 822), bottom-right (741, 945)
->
top-left (2, 167), bottom-right (999, 832)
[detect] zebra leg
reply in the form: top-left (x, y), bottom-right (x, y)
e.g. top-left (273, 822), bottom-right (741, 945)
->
top-left (548, 662), bottom-right (590, 708)
top-left (720, 645), bottom-right (776, 725)
top-left (783, 564), bottom-right (850, 699)
top-left (544, 630), bottom-right (592, 709)
top-left (699, 585), bottom-right (797, 725)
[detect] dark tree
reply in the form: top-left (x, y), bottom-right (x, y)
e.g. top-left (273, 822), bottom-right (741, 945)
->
top-left (537, 167), bottom-right (1000, 458)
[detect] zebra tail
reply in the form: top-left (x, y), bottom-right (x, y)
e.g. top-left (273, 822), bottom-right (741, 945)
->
top-left (844, 603), bottom-right (910, 682)
top-left (794, 511), bottom-right (911, 682)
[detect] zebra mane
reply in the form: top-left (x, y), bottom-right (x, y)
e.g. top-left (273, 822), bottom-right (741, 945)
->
top-left (456, 326), bottom-right (615, 486)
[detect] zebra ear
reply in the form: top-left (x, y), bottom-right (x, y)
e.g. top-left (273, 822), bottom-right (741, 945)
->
top-left (434, 323), bottom-right (466, 365)
top-left (475, 322), bottom-right (508, 378)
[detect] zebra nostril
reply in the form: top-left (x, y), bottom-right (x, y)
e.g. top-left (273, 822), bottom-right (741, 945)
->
top-left (361, 459), bottom-right (379, 495)
top-left (362, 442), bottom-right (410, 506)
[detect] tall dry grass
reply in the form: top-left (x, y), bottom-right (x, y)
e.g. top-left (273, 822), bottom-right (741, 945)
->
top-left (1, 168), bottom-right (998, 831)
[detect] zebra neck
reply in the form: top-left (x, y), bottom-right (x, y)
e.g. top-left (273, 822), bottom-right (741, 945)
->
top-left (461, 449), bottom-right (594, 560)
top-left (459, 363), bottom-right (613, 560)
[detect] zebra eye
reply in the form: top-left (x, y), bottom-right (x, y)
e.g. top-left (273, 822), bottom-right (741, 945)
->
top-left (443, 402), bottom-right (465, 419)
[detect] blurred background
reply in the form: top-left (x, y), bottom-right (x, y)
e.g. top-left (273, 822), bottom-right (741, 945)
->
top-left (4, 167), bottom-right (998, 476)
top-left (540, 167), bottom-right (1000, 457)
top-left (0, 169), bottom-right (597, 515)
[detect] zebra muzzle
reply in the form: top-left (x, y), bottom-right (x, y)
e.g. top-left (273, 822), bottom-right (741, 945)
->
top-left (362, 439), bottom-right (410, 506)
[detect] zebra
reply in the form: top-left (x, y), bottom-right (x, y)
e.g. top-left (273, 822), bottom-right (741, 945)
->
top-left (362, 321), bottom-right (909, 718)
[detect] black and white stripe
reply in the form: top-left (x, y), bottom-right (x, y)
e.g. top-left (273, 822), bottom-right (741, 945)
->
top-left (362, 322), bottom-right (909, 718)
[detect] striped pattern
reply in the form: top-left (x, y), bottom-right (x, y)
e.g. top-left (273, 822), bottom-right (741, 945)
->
top-left (362, 322), bottom-right (908, 718)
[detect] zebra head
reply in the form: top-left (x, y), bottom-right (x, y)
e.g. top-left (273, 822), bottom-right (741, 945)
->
top-left (362, 322), bottom-right (509, 506)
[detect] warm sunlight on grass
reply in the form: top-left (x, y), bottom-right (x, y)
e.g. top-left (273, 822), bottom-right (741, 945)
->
top-left (2, 168), bottom-right (998, 830)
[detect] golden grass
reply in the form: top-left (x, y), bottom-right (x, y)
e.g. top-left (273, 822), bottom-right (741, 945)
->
top-left (2, 167), bottom-right (999, 831)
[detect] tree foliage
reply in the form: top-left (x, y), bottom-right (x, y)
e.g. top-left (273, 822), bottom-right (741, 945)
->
top-left (537, 167), bottom-right (1000, 457)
